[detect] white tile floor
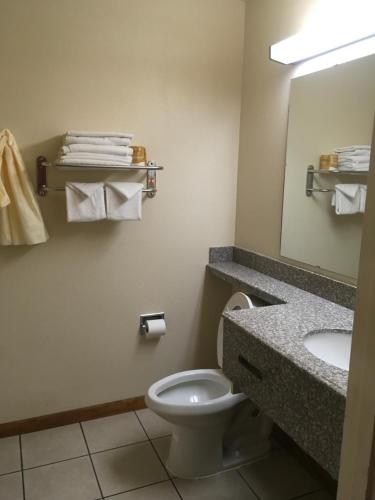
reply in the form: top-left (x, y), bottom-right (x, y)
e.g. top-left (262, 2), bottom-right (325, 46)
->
top-left (0, 409), bottom-right (335, 500)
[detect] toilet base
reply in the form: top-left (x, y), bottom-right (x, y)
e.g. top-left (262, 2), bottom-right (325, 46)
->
top-left (166, 432), bottom-right (271, 480)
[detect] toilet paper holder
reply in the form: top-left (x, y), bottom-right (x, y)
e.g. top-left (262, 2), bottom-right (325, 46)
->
top-left (140, 312), bottom-right (165, 334)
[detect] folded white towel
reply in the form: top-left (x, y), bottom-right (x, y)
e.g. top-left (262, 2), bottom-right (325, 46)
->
top-left (335, 145), bottom-right (371, 153)
top-left (67, 130), bottom-right (134, 139)
top-left (338, 162), bottom-right (369, 172)
top-left (65, 136), bottom-right (132, 147)
top-left (66, 182), bottom-right (106, 222)
top-left (105, 182), bottom-right (143, 220)
top-left (58, 158), bottom-right (133, 167)
top-left (62, 144), bottom-right (133, 156)
top-left (59, 153), bottom-right (133, 165)
top-left (338, 155), bottom-right (370, 163)
top-left (331, 184), bottom-right (366, 214)
top-left (338, 150), bottom-right (370, 158)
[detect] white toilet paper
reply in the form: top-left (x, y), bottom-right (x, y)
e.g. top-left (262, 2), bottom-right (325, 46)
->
top-left (144, 318), bottom-right (166, 338)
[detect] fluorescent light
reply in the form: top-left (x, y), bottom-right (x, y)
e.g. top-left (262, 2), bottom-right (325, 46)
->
top-left (270, 29), bottom-right (375, 65)
top-left (293, 35), bottom-right (375, 78)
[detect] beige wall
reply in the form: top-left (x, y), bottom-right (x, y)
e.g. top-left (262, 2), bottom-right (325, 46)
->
top-left (235, 0), bottom-right (315, 255)
top-left (281, 55), bottom-right (375, 279)
top-left (0, 0), bottom-right (243, 422)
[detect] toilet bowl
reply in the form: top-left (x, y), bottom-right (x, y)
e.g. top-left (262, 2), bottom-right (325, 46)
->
top-left (145, 292), bottom-right (273, 479)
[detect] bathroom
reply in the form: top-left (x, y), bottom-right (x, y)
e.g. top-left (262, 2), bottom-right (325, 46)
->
top-left (0, 0), bottom-right (375, 499)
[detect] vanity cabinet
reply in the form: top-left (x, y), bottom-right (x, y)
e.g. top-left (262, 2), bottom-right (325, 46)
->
top-left (223, 317), bottom-right (346, 479)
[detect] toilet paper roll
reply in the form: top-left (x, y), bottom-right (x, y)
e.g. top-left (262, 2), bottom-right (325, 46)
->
top-left (144, 318), bottom-right (166, 338)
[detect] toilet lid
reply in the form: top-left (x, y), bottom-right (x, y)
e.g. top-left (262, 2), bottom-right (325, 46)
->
top-left (217, 292), bottom-right (254, 368)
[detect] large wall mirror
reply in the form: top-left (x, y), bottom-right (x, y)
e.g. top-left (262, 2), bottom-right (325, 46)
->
top-left (281, 54), bottom-right (375, 279)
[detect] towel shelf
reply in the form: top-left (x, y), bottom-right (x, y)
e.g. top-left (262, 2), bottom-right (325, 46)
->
top-left (36, 156), bottom-right (164, 198)
top-left (305, 165), bottom-right (368, 197)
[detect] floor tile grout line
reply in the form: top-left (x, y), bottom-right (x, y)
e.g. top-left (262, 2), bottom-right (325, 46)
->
top-left (289, 488), bottom-right (331, 499)
top-left (169, 477), bottom-right (185, 500)
top-left (88, 438), bottom-right (152, 456)
top-left (147, 440), bottom-right (183, 500)
top-left (0, 468), bottom-right (22, 478)
top-left (238, 465), bottom-right (328, 500)
top-left (22, 453), bottom-right (89, 471)
top-left (11, 434), bottom-right (172, 472)
top-left (237, 469), bottom-right (261, 500)
top-left (80, 423), bottom-right (105, 500)
top-left (101, 478), bottom-right (172, 499)
top-left (134, 412), bottom-right (183, 499)
top-left (18, 435), bottom-right (26, 500)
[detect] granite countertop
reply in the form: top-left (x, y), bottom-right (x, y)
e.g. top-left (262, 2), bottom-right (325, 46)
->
top-left (207, 260), bottom-right (353, 397)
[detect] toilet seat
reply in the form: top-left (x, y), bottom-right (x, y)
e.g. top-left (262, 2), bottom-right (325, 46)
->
top-left (146, 369), bottom-right (246, 417)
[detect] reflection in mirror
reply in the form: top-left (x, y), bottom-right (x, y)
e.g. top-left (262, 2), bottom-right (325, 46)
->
top-left (281, 54), bottom-right (375, 279)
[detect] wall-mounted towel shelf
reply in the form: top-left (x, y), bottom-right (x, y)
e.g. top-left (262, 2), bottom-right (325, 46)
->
top-left (305, 165), bottom-right (368, 197)
top-left (36, 156), bottom-right (164, 198)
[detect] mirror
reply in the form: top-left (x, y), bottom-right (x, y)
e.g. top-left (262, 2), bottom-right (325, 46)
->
top-left (281, 54), bottom-right (375, 279)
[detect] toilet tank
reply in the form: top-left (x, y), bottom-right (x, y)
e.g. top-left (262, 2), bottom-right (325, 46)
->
top-left (217, 292), bottom-right (254, 368)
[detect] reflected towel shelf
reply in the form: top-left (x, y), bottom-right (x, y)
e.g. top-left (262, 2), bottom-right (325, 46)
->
top-left (36, 156), bottom-right (164, 198)
top-left (305, 165), bottom-right (368, 196)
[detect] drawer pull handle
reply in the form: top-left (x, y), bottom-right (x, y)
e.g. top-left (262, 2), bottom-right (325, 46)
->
top-left (238, 355), bottom-right (263, 380)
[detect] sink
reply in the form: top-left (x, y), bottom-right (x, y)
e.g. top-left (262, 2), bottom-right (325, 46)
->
top-left (303, 329), bottom-right (352, 371)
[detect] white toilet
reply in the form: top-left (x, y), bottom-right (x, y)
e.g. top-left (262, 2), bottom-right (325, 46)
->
top-left (145, 292), bottom-right (273, 479)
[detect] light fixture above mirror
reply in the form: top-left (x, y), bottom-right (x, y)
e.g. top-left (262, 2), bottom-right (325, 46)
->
top-left (270, 0), bottom-right (375, 76)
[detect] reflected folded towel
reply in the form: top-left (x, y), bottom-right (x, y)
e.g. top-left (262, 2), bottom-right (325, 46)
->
top-left (59, 154), bottom-right (133, 166)
top-left (338, 155), bottom-right (370, 163)
top-left (105, 182), bottom-right (143, 220)
top-left (65, 182), bottom-right (106, 222)
top-left (335, 145), bottom-right (371, 153)
top-left (338, 162), bottom-right (369, 172)
top-left (65, 136), bottom-right (132, 146)
top-left (331, 184), bottom-right (366, 214)
top-left (67, 130), bottom-right (134, 139)
top-left (62, 144), bottom-right (133, 156)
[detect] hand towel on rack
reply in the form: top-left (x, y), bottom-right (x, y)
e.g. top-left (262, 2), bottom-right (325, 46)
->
top-left (64, 136), bottom-right (132, 146)
top-left (67, 130), bottom-right (134, 139)
top-left (0, 128), bottom-right (48, 245)
top-left (65, 182), bottom-right (106, 222)
top-left (62, 144), bottom-right (133, 156)
top-left (105, 182), bottom-right (143, 221)
top-left (331, 184), bottom-right (364, 215)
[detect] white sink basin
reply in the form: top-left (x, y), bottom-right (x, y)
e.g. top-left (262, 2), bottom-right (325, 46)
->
top-left (303, 329), bottom-right (352, 371)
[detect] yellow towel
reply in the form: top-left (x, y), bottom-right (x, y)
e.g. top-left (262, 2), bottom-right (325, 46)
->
top-left (0, 129), bottom-right (48, 245)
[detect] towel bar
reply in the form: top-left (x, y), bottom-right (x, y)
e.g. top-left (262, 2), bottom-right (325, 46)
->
top-left (305, 165), bottom-right (368, 197)
top-left (36, 156), bottom-right (163, 198)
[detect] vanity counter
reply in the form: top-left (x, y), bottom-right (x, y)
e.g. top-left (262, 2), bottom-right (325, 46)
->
top-left (208, 260), bottom-right (352, 396)
top-left (207, 249), bottom-right (355, 478)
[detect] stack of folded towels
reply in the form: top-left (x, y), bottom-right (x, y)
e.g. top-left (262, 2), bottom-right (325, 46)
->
top-left (57, 130), bottom-right (134, 166)
top-left (335, 145), bottom-right (371, 172)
